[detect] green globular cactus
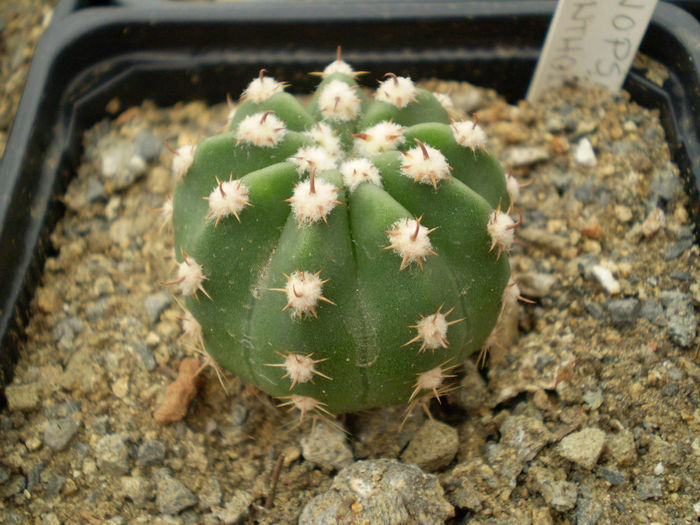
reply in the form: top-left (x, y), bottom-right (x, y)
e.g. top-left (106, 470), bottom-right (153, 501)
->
top-left (168, 51), bottom-right (521, 417)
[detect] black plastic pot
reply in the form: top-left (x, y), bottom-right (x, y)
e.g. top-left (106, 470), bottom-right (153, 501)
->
top-left (1, 0), bottom-right (698, 398)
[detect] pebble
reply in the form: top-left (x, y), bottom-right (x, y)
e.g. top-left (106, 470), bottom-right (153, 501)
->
top-left (137, 438), bottom-right (166, 467)
top-left (635, 475), bottom-right (663, 500)
top-left (43, 417), bottom-right (81, 451)
top-left (605, 298), bottom-right (640, 326)
top-left (505, 146), bottom-right (550, 167)
top-left (299, 459), bottom-right (454, 524)
top-left (95, 433), bottom-right (131, 475)
top-left (658, 290), bottom-right (696, 347)
top-left (607, 429), bottom-right (638, 466)
top-left (589, 264), bottom-right (620, 295)
top-left (132, 342), bottom-right (157, 372)
top-left (99, 139), bottom-right (147, 191)
top-left (557, 427), bottom-right (606, 470)
top-left (120, 475), bottom-right (154, 508)
top-left (212, 490), bottom-right (253, 524)
top-left (582, 389), bottom-right (603, 410)
top-left (198, 478), bottom-right (222, 510)
top-left (85, 177), bottom-right (106, 203)
top-left (516, 271), bottom-right (557, 298)
top-left (575, 487), bottom-right (604, 525)
top-left (530, 465), bottom-right (578, 512)
top-left (640, 299), bottom-right (665, 326)
top-left (134, 129), bottom-right (162, 161)
top-left (155, 472), bottom-right (198, 515)
top-left (573, 137), bottom-right (597, 167)
top-left (300, 421), bottom-right (353, 470)
top-left (144, 292), bottom-right (172, 324)
top-left (400, 419), bottom-right (459, 471)
top-left (596, 466), bottom-right (627, 486)
top-left (4, 382), bottom-right (40, 411)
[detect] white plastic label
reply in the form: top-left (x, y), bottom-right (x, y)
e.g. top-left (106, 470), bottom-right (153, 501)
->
top-left (526, 0), bottom-right (658, 101)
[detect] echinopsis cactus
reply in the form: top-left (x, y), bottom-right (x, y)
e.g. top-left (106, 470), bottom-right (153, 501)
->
top-left (167, 50), bottom-right (521, 417)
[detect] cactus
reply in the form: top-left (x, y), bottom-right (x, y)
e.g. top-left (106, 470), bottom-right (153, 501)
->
top-left (168, 50), bottom-right (519, 416)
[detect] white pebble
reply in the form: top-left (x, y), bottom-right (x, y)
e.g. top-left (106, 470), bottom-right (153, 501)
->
top-left (590, 264), bottom-right (620, 295)
top-left (573, 138), bottom-right (597, 167)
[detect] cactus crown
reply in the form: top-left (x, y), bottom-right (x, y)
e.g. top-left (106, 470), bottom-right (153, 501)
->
top-left (169, 49), bottom-right (518, 416)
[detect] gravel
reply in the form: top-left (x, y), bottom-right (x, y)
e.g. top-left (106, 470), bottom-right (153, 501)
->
top-left (1, 22), bottom-right (698, 523)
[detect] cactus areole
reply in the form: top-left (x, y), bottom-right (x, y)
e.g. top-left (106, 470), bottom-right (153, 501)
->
top-left (170, 52), bottom-right (517, 416)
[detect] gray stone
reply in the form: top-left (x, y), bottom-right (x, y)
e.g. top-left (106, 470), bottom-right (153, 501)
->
top-left (557, 428), bottom-right (606, 470)
top-left (640, 300), bottom-right (665, 326)
top-left (649, 163), bottom-right (682, 205)
top-left (659, 291), bottom-right (696, 347)
top-left (132, 342), bottom-right (157, 372)
top-left (401, 419), bottom-right (459, 472)
top-left (0, 466), bottom-right (9, 484)
top-left (636, 476), bottom-right (663, 500)
top-left (530, 465), bottom-right (578, 512)
top-left (665, 238), bottom-right (694, 261)
top-left (95, 433), bottom-right (130, 475)
top-left (605, 299), bottom-right (640, 326)
top-left (134, 129), bottom-right (162, 161)
top-left (596, 466), bottom-right (627, 486)
top-left (156, 474), bottom-right (198, 515)
top-left (85, 177), bottom-right (106, 203)
top-left (43, 417), bottom-right (81, 451)
top-left (229, 404), bottom-right (248, 426)
top-left (299, 459), bottom-right (454, 524)
top-left (576, 488), bottom-right (604, 525)
top-left (144, 292), bottom-right (172, 324)
top-left (300, 421), bottom-right (353, 470)
top-left (137, 438), bottom-right (166, 467)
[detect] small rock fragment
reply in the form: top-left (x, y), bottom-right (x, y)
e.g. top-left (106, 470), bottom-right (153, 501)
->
top-left (530, 465), bottom-right (578, 512)
top-left (506, 146), bottom-right (550, 167)
top-left (590, 264), bottom-right (620, 295)
top-left (636, 476), bottom-right (663, 500)
top-left (5, 382), bottom-right (40, 411)
top-left (95, 433), bottom-right (130, 475)
top-left (299, 459), bottom-right (454, 524)
top-left (212, 490), bottom-right (254, 524)
top-left (300, 420), bottom-right (353, 470)
top-left (606, 299), bottom-right (640, 326)
top-left (557, 427), bottom-right (606, 470)
top-left (607, 429), bottom-right (638, 466)
top-left (659, 291), bottom-right (696, 347)
top-left (43, 417), bottom-right (81, 451)
top-left (400, 419), bottom-right (459, 471)
top-left (642, 207), bottom-right (665, 238)
top-left (573, 138), bottom-right (597, 167)
top-left (155, 473), bottom-right (198, 515)
top-left (144, 292), bottom-right (172, 324)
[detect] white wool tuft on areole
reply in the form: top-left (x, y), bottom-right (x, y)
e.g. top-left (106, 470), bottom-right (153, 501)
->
top-left (205, 179), bottom-right (250, 225)
top-left (400, 142), bottom-right (452, 189)
top-left (235, 111), bottom-right (286, 147)
top-left (289, 146), bottom-right (338, 176)
top-left (352, 121), bottom-right (406, 157)
top-left (318, 80), bottom-right (362, 121)
top-left (451, 120), bottom-right (487, 151)
top-left (340, 158), bottom-right (382, 193)
top-left (375, 75), bottom-right (417, 109)
top-left (242, 74), bottom-right (285, 103)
